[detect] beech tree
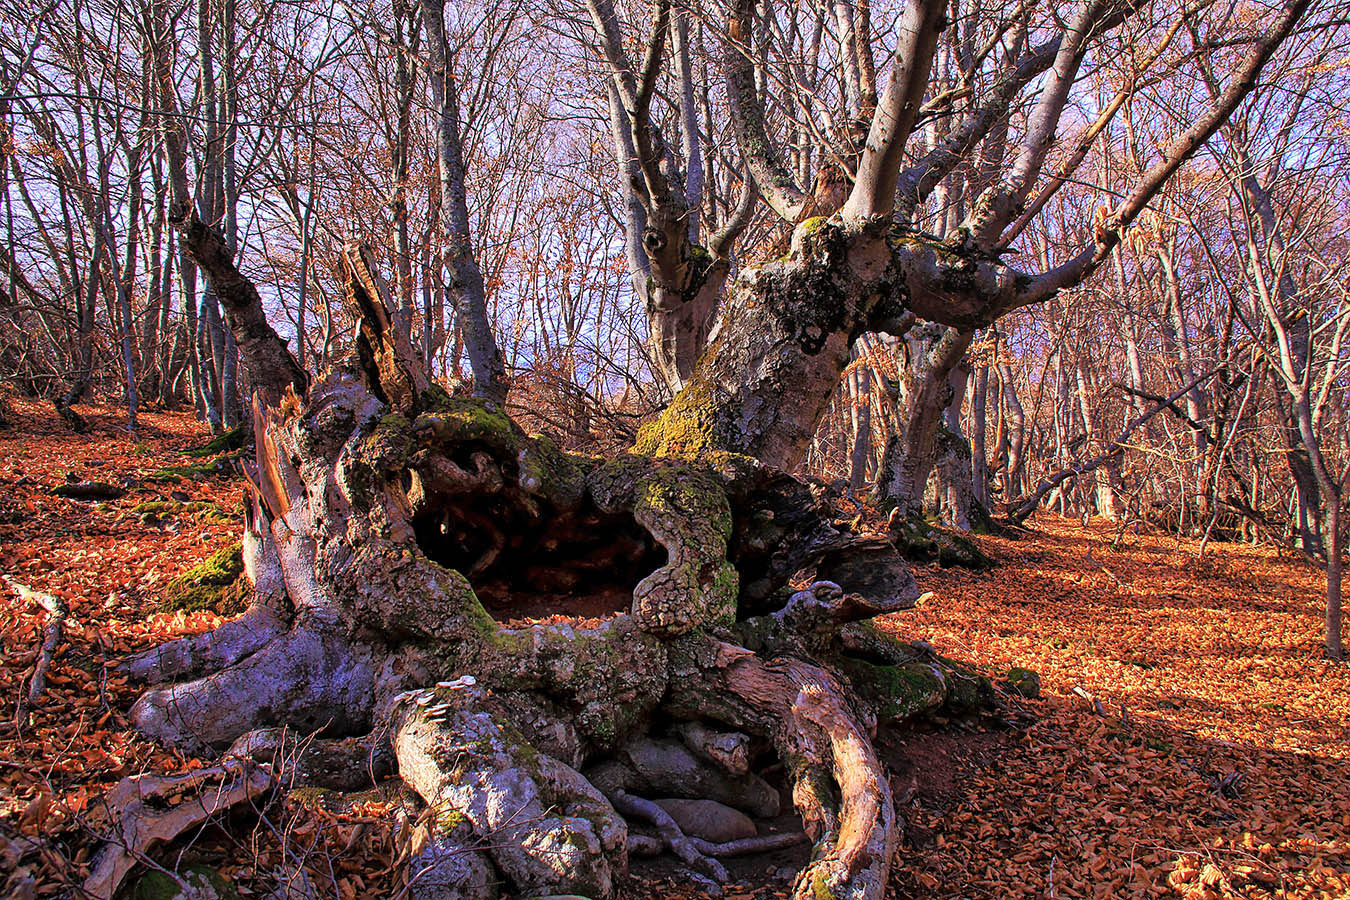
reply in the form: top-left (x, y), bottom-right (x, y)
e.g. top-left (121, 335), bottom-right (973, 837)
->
top-left (87, 2), bottom-right (1335, 899)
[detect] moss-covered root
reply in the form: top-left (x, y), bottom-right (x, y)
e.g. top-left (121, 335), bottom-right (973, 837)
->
top-left (392, 680), bottom-right (626, 900)
top-left (184, 422), bottom-right (252, 457)
top-left (480, 616), bottom-right (669, 755)
top-left (887, 510), bottom-right (994, 570)
top-left (162, 543), bottom-right (248, 615)
top-left (835, 622), bottom-right (999, 723)
top-left (409, 395), bottom-right (586, 510)
top-left (588, 457), bottom-right (738, 636)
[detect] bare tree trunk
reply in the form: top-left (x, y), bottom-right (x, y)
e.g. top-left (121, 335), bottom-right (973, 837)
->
top-left (874, 325), bottom-right (974, 522)
top-left (1327, 502), bottom-right (1343, 659)
top-left (57, 200), bottom-right (100, 431)
top-left (999, 359), bottom-right (1027, 499)
top-left (422, 0), bottom-right (508, 404)
top-left (140, 143), bottom-right (167, 402)
top-left (1075, 360), bottom-right (1118, 519)
top-left (847, 361), bottom-right (872, 492)
top-left (219, 0), bottom-right (242, 427)
top-left (391, 0), bottom-right (418, 332)
top-left (592, 0), bottom-right (752, 395)
top-left (112, 156), bottom-right (141, 432)
top-left (970, 364), bottom-right (990, 506)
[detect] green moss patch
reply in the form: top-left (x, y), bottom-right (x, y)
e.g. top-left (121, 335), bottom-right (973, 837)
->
top-left (633, 373), bottom-right (727, 460)
top-left (162, 543), bottom-right (248, 615)
top-left (145, 448), bottom-right (246, 483)
top-left (131, 864), bottom-right (237, 900)
top-left (183, 423), bottom-right (251, 457)
top-left (412, 397), bottom-right (585, 508)
top-left (132, 500), bottom-right (233, 524)
top-left (1001, 666), bottom-right (1041, 699)
top-left (842, 658), bottom-right (948, 722)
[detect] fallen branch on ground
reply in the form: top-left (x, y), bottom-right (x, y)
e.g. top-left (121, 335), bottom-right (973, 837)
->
top-left (7, 577), bottom-right (68, 727)
top-left (82, 760), bottom-right (273, 900)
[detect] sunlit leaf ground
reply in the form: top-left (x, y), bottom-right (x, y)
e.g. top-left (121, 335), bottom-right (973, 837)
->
top-left (2, 399), bottom-right (1345, 899)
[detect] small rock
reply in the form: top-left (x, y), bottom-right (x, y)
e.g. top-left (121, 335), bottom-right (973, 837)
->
top-left (1001, 667), bottom-right (1041, 699)
top-left (408, 836), bottom-right (499, 900)
top-left (653, 798), bottom-right (756, 843)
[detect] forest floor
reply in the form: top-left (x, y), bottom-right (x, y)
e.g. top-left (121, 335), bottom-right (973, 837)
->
top-left (0, 399), bottom-right (1346, 900)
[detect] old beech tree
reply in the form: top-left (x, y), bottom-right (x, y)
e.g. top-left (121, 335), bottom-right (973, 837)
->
top-left (110, 1), bottom-right (1313, 899)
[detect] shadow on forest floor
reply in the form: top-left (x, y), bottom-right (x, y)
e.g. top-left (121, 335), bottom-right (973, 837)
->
top-left (869, 515), bottom-right (1349, 900)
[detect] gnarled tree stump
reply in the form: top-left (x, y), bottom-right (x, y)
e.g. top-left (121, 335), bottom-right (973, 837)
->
top-left (123, 242), bottom-right (983, 900)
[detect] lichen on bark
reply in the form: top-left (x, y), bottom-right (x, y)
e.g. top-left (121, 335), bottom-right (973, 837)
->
top-left (117, 241), bottom-right (1021, 900)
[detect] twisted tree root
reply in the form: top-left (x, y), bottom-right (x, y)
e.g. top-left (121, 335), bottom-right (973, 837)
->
top-left (672, 721), bottom-right (751, 776)
top-left (129, 626), bottom-right (378, 753)
top-left (691, 831), bottom-right (810, 858)
top-left (608, 789), bottom-right (729, 884)
top-left (391, 680), bottom-right (626, 899)
top-left (125, 604), bottom-right (287, 684)
top-left (669, 635), bottom-right (897, 900)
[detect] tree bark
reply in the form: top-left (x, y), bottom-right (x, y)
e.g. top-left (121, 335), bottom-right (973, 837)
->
top-left (124, 239), bottom-right (981, 900)
top-left (422, 0), bottom-right (508, 404)
top-left (874, 325), bottom-right (974, 522)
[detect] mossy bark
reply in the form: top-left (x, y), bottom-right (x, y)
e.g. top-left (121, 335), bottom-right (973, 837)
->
top-left (123, 235), bottom-right (1031, 900)
top-left (637, 216), bottom-right (1027, 472)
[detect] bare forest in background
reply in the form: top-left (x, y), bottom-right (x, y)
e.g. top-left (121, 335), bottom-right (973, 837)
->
top-left (3, 1), bottom-right (1350, 899)
top-left (6, 0), bottom-right (1346, 655)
